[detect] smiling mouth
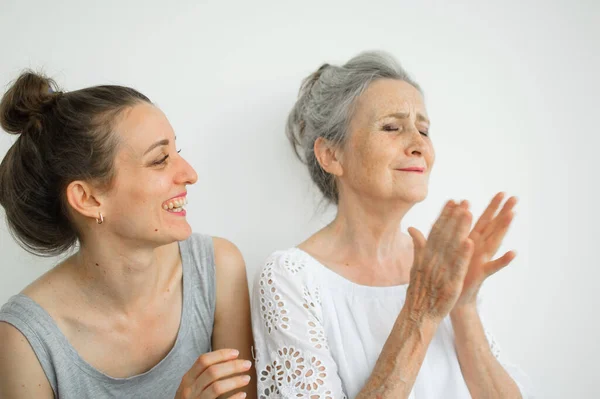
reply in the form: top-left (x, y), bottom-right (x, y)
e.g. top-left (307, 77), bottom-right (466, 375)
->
top-left (397, 167), bottom-right (425, 173)
top-left (162, 196), bottom-right (188, 213)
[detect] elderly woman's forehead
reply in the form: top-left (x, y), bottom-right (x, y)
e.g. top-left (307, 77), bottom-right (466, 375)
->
top-left (357, 81), bottom-right (425, 118)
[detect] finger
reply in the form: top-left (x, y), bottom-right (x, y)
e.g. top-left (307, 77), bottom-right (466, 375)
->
top-left (453, 238), bottom-right (474, 280)
top-left (447, 207), bottom-right (473, 269)
top-left (428, 200), bottom-right (457, 243)
top-left (443, 202), bottom-right (471, 245)
top-left (483, 210), bottom-right (515, 255)
top-left (472, 192), bottom-right (504, 235)
top-left (196, 359), bottom-right (252, 392)
top-left (431, 201), bottom-right (462, 254)
top-left (202, 375), bottom-right (251, 399)
top-left (455, 205), bottom-right (473, 241)
top-left (186, 349), bottom-right (240, 383)
top-left (408, 227), bottom-right (426, 253)
top-left (482, 196), bottom-right (517, 241)
top-left (484, 251), bottom-right (516, 276)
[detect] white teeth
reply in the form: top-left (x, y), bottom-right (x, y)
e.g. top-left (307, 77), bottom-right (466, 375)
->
top-left (163, 197), bottom-right (188, 211)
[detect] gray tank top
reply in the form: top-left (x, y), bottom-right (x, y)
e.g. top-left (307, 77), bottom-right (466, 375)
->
top-left (0, 233), bottom-right (215, 399)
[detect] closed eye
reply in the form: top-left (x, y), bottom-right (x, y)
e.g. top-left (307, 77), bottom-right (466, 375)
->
top-left (382, 124), bottom-right (400, 132)
top-left (152, 148), bottom-right (182, 166)
top-left (382, 124), bottom-right (429, 137)
top-left (152, 154), bottom-right (169, 165)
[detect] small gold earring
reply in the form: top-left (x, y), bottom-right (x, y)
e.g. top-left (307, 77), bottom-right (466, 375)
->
top-left (96, 212), bottom-right (104, 224)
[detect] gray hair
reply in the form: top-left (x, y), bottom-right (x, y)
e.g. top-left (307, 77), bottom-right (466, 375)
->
top-left (286, 50), bottom-right (422, 204)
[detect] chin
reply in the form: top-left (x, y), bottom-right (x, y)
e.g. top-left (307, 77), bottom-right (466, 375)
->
top-left (170, 225), bottom-right (193, 242)
top-left (397, 187), bottom-right (428, 204)
top-left (154, 223), bottom-right (193, 245)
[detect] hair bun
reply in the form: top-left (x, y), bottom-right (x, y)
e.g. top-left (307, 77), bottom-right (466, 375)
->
top-left (0, 71), bottom-right (60, 137)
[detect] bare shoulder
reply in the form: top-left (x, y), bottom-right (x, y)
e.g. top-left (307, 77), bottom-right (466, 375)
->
top-left (211, 236), bottom-right (250, 311)
top-left (210, 237), bottom-right (256, 397)
top-left (20, 257), bottom-right (74, 308)
top-left (0, 258), bottom-right (70, 398)
top-left (212, 236), bottom-right (246, 273)
top-left (0, 322), bottom-right (54, 398)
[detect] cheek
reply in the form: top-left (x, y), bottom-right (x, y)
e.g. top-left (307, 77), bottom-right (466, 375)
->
top-left (427, 142), bottom-right (435, 166)
top-left (111, 171), bottom-right (170, 210)
top-left (348, 135), bottom-right (393, 183)
top-left (137, 175), bottom-right (172, 208)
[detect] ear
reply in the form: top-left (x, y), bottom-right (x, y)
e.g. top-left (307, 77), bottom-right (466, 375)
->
top-left (314, 137), bottom-right (344, 177)
top-left (65, 180), bottom-right (104, 222)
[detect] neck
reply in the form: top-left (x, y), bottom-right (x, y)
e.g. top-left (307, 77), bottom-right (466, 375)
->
top-left (317, 193), bottom-right (415, 267)
top-left (69, 237), bottom-right (180, 313)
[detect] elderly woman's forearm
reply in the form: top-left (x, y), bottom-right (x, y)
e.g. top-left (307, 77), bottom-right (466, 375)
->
top-left (356, 307), bottom-right (440, 399)
top-left (451, 306), bottom-right (522, 398)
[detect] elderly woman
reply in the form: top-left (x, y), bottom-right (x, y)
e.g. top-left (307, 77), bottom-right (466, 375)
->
top-left (251, 52), bottom-right (533, 398)
top-left (0, 72), bottom-right (256, 399)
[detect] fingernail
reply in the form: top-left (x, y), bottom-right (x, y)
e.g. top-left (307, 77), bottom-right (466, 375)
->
top-left (243, 375), bottom-right (251, 382)
top-left (231, 349), bottom-right (239, 356)
top-left (242, 360), bottom-right (252, 369)
top-left (240, 393), bottom-right (247, 398)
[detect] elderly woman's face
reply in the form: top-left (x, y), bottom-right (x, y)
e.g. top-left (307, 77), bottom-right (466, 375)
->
top-left (338, 79), bottom-right (434, 204)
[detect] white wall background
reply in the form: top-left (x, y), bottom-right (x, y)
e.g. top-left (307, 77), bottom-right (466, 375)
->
top-left (0, 0), bottom-right (598, 397)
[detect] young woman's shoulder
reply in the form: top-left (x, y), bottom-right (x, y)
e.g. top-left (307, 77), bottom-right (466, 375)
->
top-left (0, 321), bottom-right (54, 398)
top-left (20, 258), bottom-right (76, 316)
top-left (212, 237), bottom-right (245, 273)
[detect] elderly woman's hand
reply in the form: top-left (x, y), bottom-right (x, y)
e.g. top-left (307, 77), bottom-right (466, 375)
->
top-left (451, 193), bottom-right (517, 313)
top-left (406, 200), bottom-right (475, 321)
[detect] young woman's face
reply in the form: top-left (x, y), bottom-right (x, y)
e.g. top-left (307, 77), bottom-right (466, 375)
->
top-left (101, 103), bottom-right (198, 245)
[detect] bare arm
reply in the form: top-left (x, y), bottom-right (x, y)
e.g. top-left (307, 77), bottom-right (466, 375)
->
top-left (0, 322), bottom-right (54, 399)
top-left (211, 237), bottom-right (257, 399)
top-left (356, 308), bottom-right (440, 398)
top-left (450, 306), bottom-right (522, 398)
top-left (356, 200), bottom-right (475, 399)
top-left (449, 194), bottom-right (523, 397)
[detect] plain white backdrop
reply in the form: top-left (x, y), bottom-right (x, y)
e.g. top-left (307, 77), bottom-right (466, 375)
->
top-left (0, 0), bottom-right (598, 397)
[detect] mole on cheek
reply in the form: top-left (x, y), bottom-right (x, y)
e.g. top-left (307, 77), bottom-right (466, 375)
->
top-left (155, 229), bottom-right (158, 232)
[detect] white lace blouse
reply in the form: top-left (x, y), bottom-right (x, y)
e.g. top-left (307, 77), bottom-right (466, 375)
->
top-left (251, 248), bottom-right (534, 398)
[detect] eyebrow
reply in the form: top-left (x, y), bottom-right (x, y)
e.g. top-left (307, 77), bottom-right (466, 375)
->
top-left (144, 139), bottom-right (169, 155)
top-left (143, 136), bottom-right (177, 156)
top-left (381, 112), bottom-right (430, 125)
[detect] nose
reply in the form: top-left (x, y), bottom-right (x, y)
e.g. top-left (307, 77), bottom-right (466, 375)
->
top-left (404, 127), bottom-right (427, 158)
top-left (175, 154), bottom-right (198, 186)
